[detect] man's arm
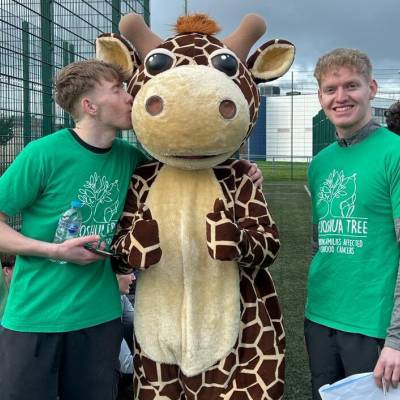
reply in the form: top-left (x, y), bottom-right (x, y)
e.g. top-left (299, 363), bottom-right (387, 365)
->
top-left (0, 212), bottom-right (104, 265)
top-left (374, 218), bottom-right (400, 389)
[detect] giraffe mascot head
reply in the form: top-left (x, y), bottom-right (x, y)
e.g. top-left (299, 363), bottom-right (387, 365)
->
top-left (98, 13), bottom-right (295, 400)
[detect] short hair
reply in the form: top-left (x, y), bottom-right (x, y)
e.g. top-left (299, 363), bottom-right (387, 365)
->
top-left (314, 48), bottom-right (373, 86)
top-left (385, 101), bottom-right (400, 135)
top-left (54, 59), bottom-right (125, 120)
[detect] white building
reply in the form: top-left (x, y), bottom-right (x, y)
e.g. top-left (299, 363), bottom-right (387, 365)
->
top-left (263, 94), bottom-right (394, 161)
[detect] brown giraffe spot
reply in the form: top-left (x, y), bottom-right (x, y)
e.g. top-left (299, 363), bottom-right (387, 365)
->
top-left (184, 374), bottom-right (203, 393)
top-left (265, 297), bottom-right (282, 320)
top-left (160, 382), bottom-right (183, 399)
top-left (242, 305), bottom-right (257, 322)
top-left (204, 368), bottom-right (229, 385)
top-left (242, 323), bottom-right (261, 344)
top-left (258, 359), bottom-right (278, 387)
top-left (267, 381), bottom-right (285, 399)
top-left (236, 371), bottom-right (258, 389)
top-left (240, 276), bottom-right (257, 303)
top-left (258, 330), bottom-right (277, 355)
top-left (230, 390), bottom-right (251, 400)
top-left (215, 222), bottom-right (239, 241)
top-left (138, 388), bottom-right (157, 400)
top-left (159, 41), bottom-right (175, 51)
top-left (175, 35), bottom-right (196, 46)
top-left (246, 357), bottom-right (260, 370)
top-left (248, 383), bottom-right (264, 399)
top-left (203, 44), bottom-right (219, 54)
top-left (223, 352), bottom-right (237, 371)
top-left (141, 356), bottom-right (159, 382)
top-left (238, 346), bottom-right (257, 364)
top-left (160, 364), bottom-right (179, 382)
top-left (194, 55), bottom-right (208, 64)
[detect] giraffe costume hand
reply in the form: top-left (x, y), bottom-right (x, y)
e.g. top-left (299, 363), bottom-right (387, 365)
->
top-left (112, 203), bottom-right (162, 269)
top-left (206, 198), bottom-right (242, 261)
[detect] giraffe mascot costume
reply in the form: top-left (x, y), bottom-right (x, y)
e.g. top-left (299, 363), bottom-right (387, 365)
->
top-left (96, 12), bottom-right (294, 400)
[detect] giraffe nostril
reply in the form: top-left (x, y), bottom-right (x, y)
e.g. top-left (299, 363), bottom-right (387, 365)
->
top-left (219, 100), bottom-right (237, 120)
top-left (145, 95), bottom-right (164, 116)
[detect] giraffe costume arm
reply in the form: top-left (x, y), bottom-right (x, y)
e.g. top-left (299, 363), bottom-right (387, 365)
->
top-left (111, 162), bottom-right (162, 273)
top-left (207, 160), bottom-right (280, 269)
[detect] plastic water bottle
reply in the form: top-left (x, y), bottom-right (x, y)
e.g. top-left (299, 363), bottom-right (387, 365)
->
top-left (51, 200), bottom-right (83, 264)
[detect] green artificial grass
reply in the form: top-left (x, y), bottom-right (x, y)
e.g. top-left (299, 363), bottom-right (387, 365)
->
top-left (257, 160), bottom-right (309, 181)
top-left (264, 180), bottom-right (312, 399)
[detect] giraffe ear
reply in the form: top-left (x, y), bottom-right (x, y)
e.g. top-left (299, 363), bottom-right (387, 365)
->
top-left (95, 33), bottom-right (142, 81)
top-left (247, 39), bottom-right (295, 83)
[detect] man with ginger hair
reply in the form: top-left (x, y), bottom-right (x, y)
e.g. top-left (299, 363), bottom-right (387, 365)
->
top-left (305, 48), bottom-right (400, 398)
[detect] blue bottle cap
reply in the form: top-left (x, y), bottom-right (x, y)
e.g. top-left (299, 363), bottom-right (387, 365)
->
top-left (71, 200), bottom-right (82, 208)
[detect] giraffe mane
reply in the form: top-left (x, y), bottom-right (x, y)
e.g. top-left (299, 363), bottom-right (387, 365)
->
top-left (174, 14), bottom-right (221, 35)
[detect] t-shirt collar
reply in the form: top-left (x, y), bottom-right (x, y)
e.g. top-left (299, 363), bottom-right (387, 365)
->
top-left (336, 119), bottom-right (381, 147)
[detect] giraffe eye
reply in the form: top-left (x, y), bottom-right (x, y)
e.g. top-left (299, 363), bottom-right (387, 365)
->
top-left (145, 53), bottom-right (174, 76)
top-left (211, 54), bottom-right (238, 77)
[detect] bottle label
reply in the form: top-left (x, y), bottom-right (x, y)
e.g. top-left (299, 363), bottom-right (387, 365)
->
top-left (67, 224), bottom-right (80, 236)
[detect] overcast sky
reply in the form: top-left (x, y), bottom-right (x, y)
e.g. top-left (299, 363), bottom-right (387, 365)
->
top-left (149, 0), bottom-right (399, 72)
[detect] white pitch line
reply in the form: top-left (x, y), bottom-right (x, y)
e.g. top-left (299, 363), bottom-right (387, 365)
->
top-left (304, 185), bottom-right (311, 197)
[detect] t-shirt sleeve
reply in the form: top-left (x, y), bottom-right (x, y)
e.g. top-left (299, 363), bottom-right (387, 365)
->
top-left (0, 143), bottom-right (45, 217)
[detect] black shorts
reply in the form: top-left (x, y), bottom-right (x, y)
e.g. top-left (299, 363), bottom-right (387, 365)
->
top-left (304, 318), bottom-right (384, 400)
top-left (0, 318), bottom-right (122, 400)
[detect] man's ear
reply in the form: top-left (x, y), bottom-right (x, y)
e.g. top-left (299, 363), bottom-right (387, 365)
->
top-left (81, 97), bottom-right (97, 116)
top-left (318, 88), bottom-right (323, 105)
top-left (369, 79), bottom-right (378, 100)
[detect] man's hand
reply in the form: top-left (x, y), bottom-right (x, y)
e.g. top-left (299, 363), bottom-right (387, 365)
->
top-left (52, 235), bottom-right (106, 265)
top-left (374, 346), bottom-right (400, 389)
top-left (242, 159), bottom-right (263, 188)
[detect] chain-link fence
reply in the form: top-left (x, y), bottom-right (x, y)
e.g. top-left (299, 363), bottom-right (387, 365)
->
top-left (0, 0), bottom-right (149, 229)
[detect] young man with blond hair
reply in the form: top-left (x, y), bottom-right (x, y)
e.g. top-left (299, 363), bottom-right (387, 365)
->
top-left (305, 48), bottom-right (400, 399)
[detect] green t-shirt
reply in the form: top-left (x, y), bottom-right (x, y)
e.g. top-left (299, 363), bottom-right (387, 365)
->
top-left (0, 129), bottom-right (147, 332)
top-left (306, 128), bottom-right (400, 338)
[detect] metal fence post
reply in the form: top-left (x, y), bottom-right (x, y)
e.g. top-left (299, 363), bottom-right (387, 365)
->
top-left (143, 0), bottom-right (150, 25)
top-left (290, 70), bottom-right (294, 180)
top-left (40, 0), bottom-right (54, 136)
top-left (112, 0), bottom-right (121, 32)
top-left (22, 21), bottom-right (31, 146)
top-left (62, 41), bottom-right (71, 128)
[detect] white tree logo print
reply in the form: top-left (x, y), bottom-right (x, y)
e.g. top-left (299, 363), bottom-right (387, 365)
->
top-left (78, 173), bottom-right (120, 223)
top-left (317, 170), bottom-right (357, 218)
